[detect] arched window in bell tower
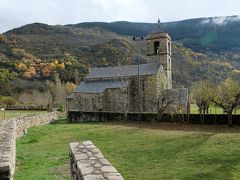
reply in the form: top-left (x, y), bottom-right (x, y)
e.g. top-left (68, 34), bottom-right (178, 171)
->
top-left (154, 41), bottom-right (160, 54)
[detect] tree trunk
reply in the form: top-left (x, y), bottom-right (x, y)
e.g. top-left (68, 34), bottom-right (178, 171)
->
top-left (200, 112), bottom-right (205, 125)
top-left (202, 113), bottom-right (205, 125)
top-left (158, 111), bottom-right (163, 122)
top-left (228, 112), bottom-right (233, 127)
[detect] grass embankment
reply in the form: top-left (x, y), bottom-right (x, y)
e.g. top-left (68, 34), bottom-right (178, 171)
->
top-left (0, 110), bottom-right (47, 121)
top-left (15, 117), bottom-right (240, 180)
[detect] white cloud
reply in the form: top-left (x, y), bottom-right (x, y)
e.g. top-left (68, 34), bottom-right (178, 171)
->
top-left (0, 0), bottom-right (239, 32)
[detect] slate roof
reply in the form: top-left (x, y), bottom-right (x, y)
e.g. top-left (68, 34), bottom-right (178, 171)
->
top-left (85, 63), bottom-right (160, 80)
top-left (74, 80), bottom-right (129, 94)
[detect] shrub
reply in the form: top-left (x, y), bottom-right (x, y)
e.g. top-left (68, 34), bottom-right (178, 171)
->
top-left (0, 34), bottom-right (6, 42)
top-left (57, 104), bottom-right (64, 113)
top-left (0, 96), bottom-right (16, 107)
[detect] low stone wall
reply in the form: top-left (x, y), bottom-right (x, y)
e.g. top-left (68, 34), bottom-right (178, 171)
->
top-left (0, 112), bottom-right (58, 179)
top-left (15, 112), bottom-right (58, 138)
top-left (70, 141), bottom-right (124, 180)
top-left (0, 120), bottom-right (16, 180)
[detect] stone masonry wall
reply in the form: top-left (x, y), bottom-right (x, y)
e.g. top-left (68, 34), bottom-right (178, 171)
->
top-left (70, 141), bottom-right (124, 180)
top-left (103, 88), bottom-right (127, 112)
top-left (15, 112), bottom-right (58, 138)
top-left (0, 120), bottom-right (16, 180)
top-left (67, 93), bottom-right (103, 112)
top-left (0, 112), bottom-right (58, 179)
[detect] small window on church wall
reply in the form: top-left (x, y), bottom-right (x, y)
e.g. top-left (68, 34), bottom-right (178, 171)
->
top-left (154, 41), bottom-right (160, 54)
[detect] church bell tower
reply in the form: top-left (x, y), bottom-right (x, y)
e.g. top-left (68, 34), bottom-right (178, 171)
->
top-left (146, 19), bottom-right (172, 89)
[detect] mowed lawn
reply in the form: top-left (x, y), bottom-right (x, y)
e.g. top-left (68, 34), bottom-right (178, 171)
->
top-left (15, 117), bottom-right (240, 180)
top-left (190, 104), bottom-right (240, 114)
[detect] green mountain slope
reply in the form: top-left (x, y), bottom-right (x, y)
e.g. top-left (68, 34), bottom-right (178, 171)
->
top-left (0, 18), bottom-right (239, 96)
top-left (67, 16), bottom-right (240, 53)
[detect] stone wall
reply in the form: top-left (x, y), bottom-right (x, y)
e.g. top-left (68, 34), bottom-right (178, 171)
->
top-left (67, 72), bottom-right (175, 114)
top-left (69, 141), bottom-right (124, 180)
top-left (0, 112), bottom-right (58, 179)
top-left (0, 120), bottom-right (16, 180)
top-left (128, 77), bottom-right (153, 113)
top-left (142, 75), bottom-right (158, 112)
top-left (67, 74), bottom-right (164, 114)
top-left (103, 88), bottom-right (127, 112)
top-left (67, 93), bottom-right (103, 112)
top-left (146, 32), bottom-right (171, 57)
top-left (15, 112), bottom-right (58, 138)
top-left (146, 31), bottom-right (172, 89)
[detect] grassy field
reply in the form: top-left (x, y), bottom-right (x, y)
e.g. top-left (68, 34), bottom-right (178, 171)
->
top-left (190, 104), bottom-right (240, 114)
top-left (15, 117), bottom-right (240, 180)
top-left (0, 110), bottom-right (47, 121)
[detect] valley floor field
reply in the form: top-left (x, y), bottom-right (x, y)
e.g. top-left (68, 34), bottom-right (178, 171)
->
top-left (15, 117), bottom-right (240, 180)
top-left (1, 103), bottom-right (239, 122)
top-left (190, 104), bottom-right (240, 114)
top-left (0, 110), bottom-right (47, 121)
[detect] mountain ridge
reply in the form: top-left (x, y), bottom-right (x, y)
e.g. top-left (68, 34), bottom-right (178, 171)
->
top-left (66, 15), bottom-right (240, 52)
top-left (0, 15), bottom-right (239, 95)
top-left (6, 15), bottom-right (240, 53)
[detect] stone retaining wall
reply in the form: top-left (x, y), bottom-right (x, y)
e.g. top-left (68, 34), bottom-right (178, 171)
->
top-left (15, 112), bottom-right (58, 138)
top-left (0, 112), bottom-right (58, 180)
top-left (0, 120), bottom-right (16, 180)
top-left (70, 141), bottom-right (124, 180)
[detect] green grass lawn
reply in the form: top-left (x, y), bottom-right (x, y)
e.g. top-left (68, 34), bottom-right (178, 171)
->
top-left (0, 110), bottom-right (47, 121)
top-left (190, 104), bottom-right (240, 114)
top-left (15, 117), bottom-right (240, 180)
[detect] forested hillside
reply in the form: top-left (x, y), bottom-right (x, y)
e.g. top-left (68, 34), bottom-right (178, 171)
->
top-left (0, 16), bottom-right (239, 98)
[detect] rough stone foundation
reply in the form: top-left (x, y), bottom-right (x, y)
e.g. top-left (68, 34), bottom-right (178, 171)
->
top-left (70, 141), bottom-right (124, 180)
top-left (0, 112), bottom-right (58, 180)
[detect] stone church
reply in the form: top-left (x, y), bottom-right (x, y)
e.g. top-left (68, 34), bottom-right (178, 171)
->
top-left (66, 20), bottom-right (189, 114)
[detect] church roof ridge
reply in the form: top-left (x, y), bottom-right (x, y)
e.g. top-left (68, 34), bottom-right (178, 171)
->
top-left (85, 63), bottom-right (161, 80)
top-left (74, 79), bottom-right (129, 94)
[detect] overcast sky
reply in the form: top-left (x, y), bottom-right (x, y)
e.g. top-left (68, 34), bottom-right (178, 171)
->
top-left (0, 0), bottom-right (239, 33)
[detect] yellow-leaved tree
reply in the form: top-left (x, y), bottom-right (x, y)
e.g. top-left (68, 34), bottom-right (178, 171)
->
top-left (212, 78), bottom-right (240, 126)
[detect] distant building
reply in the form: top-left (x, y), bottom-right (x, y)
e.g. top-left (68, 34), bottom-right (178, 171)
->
top-left (66, 20), bottom-right (189, 114)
